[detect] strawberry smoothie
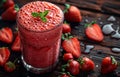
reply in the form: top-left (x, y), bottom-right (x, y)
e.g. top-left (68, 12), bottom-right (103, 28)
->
top-left (17, 1), bottom-right (63, 73)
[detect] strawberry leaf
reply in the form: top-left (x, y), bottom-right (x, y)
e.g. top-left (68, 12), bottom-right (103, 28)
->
top-left (2, 0), bottom-right (6, 3)
top-left (63, 4), bottom-right (70, 13)
top-left (32, 10), bottom-right (49, 22)
top-left (0, 0), bottom-right (6, 7)
top-left (84, 21), bottom-right (96, 28)
top-left (31, 12), bottom-right (40, 17)
top-left (6, 61), bottom-right (15, 69)
top-left (41, 17), bottom-right (47, 22)
top-left (14, 4), bottom-right (19, 12)
top-left (111, 56), bottom-right (117, 65)
top-left (62, 33), bottom-right (73, 40)
top-left (43, 10), bottom-right (49, 17)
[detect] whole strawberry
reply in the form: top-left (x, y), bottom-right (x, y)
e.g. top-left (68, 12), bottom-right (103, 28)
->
top-left (1, 4), bottom-right (19, 21)
top-left (62, 33), bottom-right (81, 58)
top-left (67, 60), bottom-right (80, 75)
top-left (78, 57), bottom-right (95, 72)
top-left (101, 56), bottom-right (118, 74)
top-left (4, 61), bottom-right (16, 72)
top-left (64, 4), bottom-right (82, 22)
top-left (2, 0), bottom-right (15, 9)
top-left (62, 23), bottom-right (71, 33)
top-left (63, 53), bottom-right (73, 61)
top-left (0, 47), bottom-right (10, 66)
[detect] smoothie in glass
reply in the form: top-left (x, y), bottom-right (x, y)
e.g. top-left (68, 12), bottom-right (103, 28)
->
top-left (17, 1), bottom-right (63, 74)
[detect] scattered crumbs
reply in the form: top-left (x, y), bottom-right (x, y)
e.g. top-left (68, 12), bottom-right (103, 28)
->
top-left (112, 48), bottom-right (120, 53)
top-left (17, 60), bottom-right (20, 63)
top-left (74, 26), bottom-right (79, 29)
top-left (84, 19), bottom-right (89, 23)
top-left (80, 42), bottom-right (84, 46)
top-left (89, 56), bottom-right (93, 58)
top-left (102, 23), bottom-right (115, 35)
top-left (98, 17), bottom-right (101, 20)
top-left (117, 21), bottom-right (119, 24)
top-left (99, 22), bottom-right (103, 25)
top-left (111, 27), bottom-right (120, 39)
top-left (96, 65), bottom-right (99, 68)
top-left (78, 30), bottom-right (82, 33)
top-left (107, 16), bottom-right (116, 21)
top-left (83, 45), bottom-right (94, 53)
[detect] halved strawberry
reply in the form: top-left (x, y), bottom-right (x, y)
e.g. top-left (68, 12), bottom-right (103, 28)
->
top-left (64, 4), bottom-right (82, 22)
top-left (0, 47), bottom-right (10, 66)
top-left (62, 33), bottom-right (81, 58)
top-left (85, 21), bottom-right (104, 42)
top-left (11, 34), bottom-right (21, 51)
top-left (1, 4), bottom-right (19, 21)
top-left (0, 27), bottom-right (13, 43)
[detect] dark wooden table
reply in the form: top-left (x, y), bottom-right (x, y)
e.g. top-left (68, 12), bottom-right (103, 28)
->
top-left (0, 0), bottom-right (120, 77)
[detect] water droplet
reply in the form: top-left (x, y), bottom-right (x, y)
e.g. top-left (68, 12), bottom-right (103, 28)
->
top-left (80, 42), bottom-right (84, 46)
top-left (99, 22), bottom-right (103, 25)
top-left (112, 48), bottom-right (120, 53)
top-left (111, 27), bottom-right (120, 39)
top-left (83, 45), bottom-right (94, 53)
top-left (107, 16), bottom-right (116, 21)
top-left (84, 19), bottom-right (89, 23)
top-left (75, 26), bottom-right (79, 29)
top-left (102, 23), bottom-right (115, 35)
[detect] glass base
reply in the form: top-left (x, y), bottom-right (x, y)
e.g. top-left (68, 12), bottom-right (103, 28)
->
top-left (21, 56), bottom-right (58, 74)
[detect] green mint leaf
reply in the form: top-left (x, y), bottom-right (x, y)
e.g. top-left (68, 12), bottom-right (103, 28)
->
top-left (41, 17), bottom-right (47, 22)
top-left (31, 10), bottom-right (49, 22)
top-left (43, 10), bottom-right (49, 17)
top-left (32, 12), bottom-right (40, 17)
top-left (14, 4), bottom-right (19, 12)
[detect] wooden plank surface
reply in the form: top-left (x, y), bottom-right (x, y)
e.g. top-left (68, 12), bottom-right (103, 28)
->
top-left (0, 0), bottom-right (120, 77)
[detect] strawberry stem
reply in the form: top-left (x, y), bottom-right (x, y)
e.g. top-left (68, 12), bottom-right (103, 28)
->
top-left (63, 4), bottom-right (70, 13)
top-left (110, 56), bottom-right (117, 65)
top-left (14, 4), bottom-right (19, 12)
top-left (84, 21), bottom-right (96, 28)
top-left (6, 61), bottom-right (15, 69)
top-left (66, 72), bottom-right (74, 77)
top-left (77, 57), bottom-right (85, 65)
top-left (62, 33), bottom-right (73, 40)
top-left (13, 58), bottom-right (18, 64)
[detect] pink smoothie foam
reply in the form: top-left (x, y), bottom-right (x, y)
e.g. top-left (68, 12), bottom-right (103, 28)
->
top-left (17, 1), bottom-right (63, 68)
top-left (17, 1), bottom-right (63, 32)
